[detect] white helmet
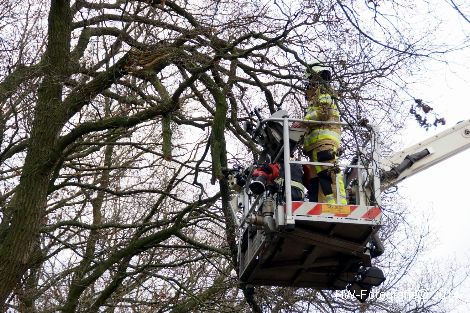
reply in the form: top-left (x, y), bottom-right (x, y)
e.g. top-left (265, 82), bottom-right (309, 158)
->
top-left (305, 60), bottom-right (332, 82)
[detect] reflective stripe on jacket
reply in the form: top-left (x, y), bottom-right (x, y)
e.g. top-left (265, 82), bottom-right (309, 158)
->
top-left (303, 128), bottom-right (341, 152)
top-left (303, 91), bottom-right (341, 153)
top-left (305, 93), bottom-right (340, 122)
top-left (277, 178), bottom-right (305, 192)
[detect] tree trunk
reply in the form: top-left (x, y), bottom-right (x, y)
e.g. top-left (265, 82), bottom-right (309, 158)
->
top-left (0, 0), bottom-right (72, 305)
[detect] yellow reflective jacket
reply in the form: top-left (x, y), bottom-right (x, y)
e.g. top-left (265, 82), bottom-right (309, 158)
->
top-left (303, 90), bottom-right (341, 153)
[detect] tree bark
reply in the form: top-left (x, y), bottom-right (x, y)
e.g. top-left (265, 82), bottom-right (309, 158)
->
top-left (0, 0), bottom-right (72, 305)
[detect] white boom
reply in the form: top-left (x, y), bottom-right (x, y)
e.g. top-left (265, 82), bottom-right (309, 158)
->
top-left (379, 119), bottom-right (470, 191)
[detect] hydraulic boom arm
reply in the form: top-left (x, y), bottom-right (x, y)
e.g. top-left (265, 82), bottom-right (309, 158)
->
top-left (380, 119), bottom-right (470, 191)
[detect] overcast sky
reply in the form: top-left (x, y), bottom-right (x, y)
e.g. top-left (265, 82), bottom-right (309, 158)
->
top-left (394, 18), bottom-right (470, 310)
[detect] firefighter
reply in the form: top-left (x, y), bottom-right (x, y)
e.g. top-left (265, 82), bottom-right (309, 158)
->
top-left (303, 62), bottom-right (347, 205)
top-left (277, 163), bottom-right (305, 201)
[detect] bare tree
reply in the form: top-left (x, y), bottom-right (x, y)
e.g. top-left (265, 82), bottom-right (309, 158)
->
top-left (448, 0), bottom-right (470, 24)
top-left (0, 0), bottom-right (464, 312)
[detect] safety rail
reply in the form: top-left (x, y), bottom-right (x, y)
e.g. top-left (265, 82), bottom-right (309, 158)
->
top-left (240, 115), bottom-right (381, 227)
top-left (236, 113), bottom-right (389, 301)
